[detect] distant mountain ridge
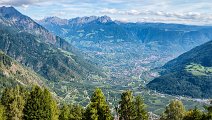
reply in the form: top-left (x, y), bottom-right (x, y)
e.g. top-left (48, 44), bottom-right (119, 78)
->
top-left (38, 16), bottom-right (212, 53)
top-left (39, 15), bottom-right (112, 26)
top-left (147, 40), bottom-right (212, 98)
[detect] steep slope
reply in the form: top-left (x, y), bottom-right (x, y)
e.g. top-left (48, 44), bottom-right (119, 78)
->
top-left (0, 6), bottom-right (103, 82)
top-left (147, 40), bottom-right (212, 98)
top-left (0, 6), bottom-right (71, 51)
top-left (0, 51), bottom-right (47, 93)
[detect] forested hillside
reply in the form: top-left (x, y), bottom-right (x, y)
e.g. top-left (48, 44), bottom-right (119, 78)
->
top-left (0, 51), bottom-right (47, 93)
top-left (0, 6), bottom-right (103, 82)
top-left (0, 6), bottom-right (107, 105)
top-left (147, 40), bottom-right (212, 98)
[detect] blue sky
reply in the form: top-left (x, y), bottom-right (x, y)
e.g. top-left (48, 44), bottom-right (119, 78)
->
top-left (0, 0), bottom-right (212, 25)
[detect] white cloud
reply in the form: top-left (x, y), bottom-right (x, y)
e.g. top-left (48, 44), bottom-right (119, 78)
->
top-left (0, 0), bottom-right (48, 6)
top-left (1, 0), bottom-right (212, 25)
top-left (100, 8), bottom-right (118, 14)
top-left (99, 8), bottom-right (212, 24)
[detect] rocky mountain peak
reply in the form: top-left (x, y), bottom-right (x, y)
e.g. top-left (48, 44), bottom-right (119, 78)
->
top-left (40, 16), bottom-right (68, 25)
top-left (68, 15), bottom-right (112, 24)
top-left (97, 15), bottom-right (112, 23)
top-left (68, 16), bottom-right (97, 24)
top-left (0, 6), bottom-right (22, 18)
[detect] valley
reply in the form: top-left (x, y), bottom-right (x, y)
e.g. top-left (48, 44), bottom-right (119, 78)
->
top-left (0, 0), bottom-right (211, 119)
top-left (0, 6), bottom-right (211, 115)
top-left (39, 16), bottom-right (212, 114)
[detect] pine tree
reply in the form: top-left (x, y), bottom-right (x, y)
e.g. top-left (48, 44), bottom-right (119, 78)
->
top-left (119, 90), bottom-right (135, 120)
top-left (160, 100), bottom-right (185, 120)
top-left (59, 104), bottom-right (70, 120)
top-left (69, 104), bottom-right (84, 120)
top-left (84, 88), bottom-right (112, 120)
top-left (1, 86), bottom-right (25, 120)
top-left (183, 107), bottom-right (204, 120)
top-left (134, 95), bottom-right (148, 120)
top-left (204, 100), bottom-right (212, 119)
top-left (23, 86), bottom-right (59, 120)
top-left (0, 104), bottom-right (6, 120)
top-left (44, 89), bottom-right (59, 120)
top-left (51, 99), bottom-right (59, 120)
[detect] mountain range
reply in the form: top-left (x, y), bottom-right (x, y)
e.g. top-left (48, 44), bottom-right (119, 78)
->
top-left (38, 16), bottom-right (212, 53)
top-left (0, 6), bottom-right (211, 113)
top-left (39, 15), bottom-right (212, 99)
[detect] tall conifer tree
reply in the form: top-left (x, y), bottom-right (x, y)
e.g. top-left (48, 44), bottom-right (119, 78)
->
top-left (134, 95), bottom-right (148, 120)
top-left (0, 104), bottom-right (6, 120)
top-left (59, 104), bottom-right (70, 120)
top-left (84, 88), bottom-right (112, 120)
top-left (1, 86), bottom-right (25, 120)
top-left (119, 90), bottom-right (135, 120)
top-left (160, 100), bottom-right (185, 120)
top-left (23, 86), bottom-right (58, 120)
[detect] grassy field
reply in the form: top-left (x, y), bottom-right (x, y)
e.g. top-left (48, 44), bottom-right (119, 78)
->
top-left (186, 63), bottom-right (212, 76)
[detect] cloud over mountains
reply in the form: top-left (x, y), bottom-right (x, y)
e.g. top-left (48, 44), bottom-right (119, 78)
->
top-left (0, 0), bottom-right (212, 25)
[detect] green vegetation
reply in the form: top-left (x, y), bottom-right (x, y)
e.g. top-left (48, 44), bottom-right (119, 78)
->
top-left (134, 96), bottom-right (148, 120)
top-left (147, 40), bottom-right (212, 98)
top-left (118, 91), bottom-right (148, 120)
top-left (1, 86), bottom-right (26, 120)
top-left (0, 18), bottom-right (104, 110)
top-left (186, 63), bottom-right (212, 76)
top-left (0, 51), bottom-right (47, 94)
top-left (0, 7), bottom-right (211, 117)
top-left (160, 100), bottom-right (185, 120)
top-left (0, 85), bottom-right (211, 120)
top-left (119, 90), bottom-right (136, 120)
top-left (23, 86), bottom-right (59, 120)
top-left (59, 103), bottom-right (85, 120)
top-left (0, 104), bottom-right (5, 120)
top-left (183, 107), bottom-right (207, 120)
top-left (84, 88), bottom-right (112, 120)
top-left (59, 104), bottom-right (70, 120)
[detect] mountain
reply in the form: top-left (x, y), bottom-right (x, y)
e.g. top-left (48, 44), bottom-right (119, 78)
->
top-left (38, 16), bottom-right (212, 52)
top-left (38, 16), bottom-right (212, 85)
top-left (39, 16), bottom-right (69, 25)
top-left (40, 16), bottom-right (112, 25)
top-left (0, 6), bottom-right (75, 52)
top-left (0, 51), bottom-right (47, 93)
top-left (147, 40), bottom-right (212, 98)
top-left (0, 6), bottom-right (106, 104)
top-left (0, 6), bottom-right (103, 82)
top-left (0, 6), bottom-right (208, 113)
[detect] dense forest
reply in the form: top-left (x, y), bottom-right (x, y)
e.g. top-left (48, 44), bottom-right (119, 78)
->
top-left (0, 85), bottom-right (211, 120)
